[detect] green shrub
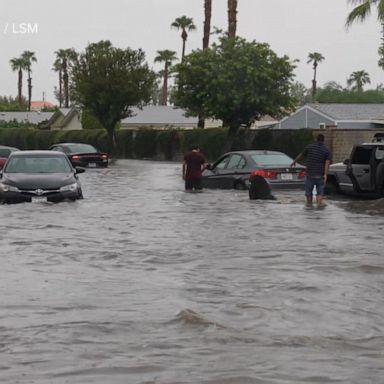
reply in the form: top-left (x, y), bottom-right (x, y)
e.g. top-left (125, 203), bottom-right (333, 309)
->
top-left (134, 129), bottom-right (158, 159)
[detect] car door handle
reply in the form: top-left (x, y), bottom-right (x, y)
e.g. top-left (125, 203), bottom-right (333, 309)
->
top-left (363, 168), bottom-right (370, 173)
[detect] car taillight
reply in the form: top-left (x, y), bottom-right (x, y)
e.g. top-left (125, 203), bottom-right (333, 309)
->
top-left (298, 170), bottom-right (306, 179)
top-left (71, 155), bottom-right (80, 160)
top-left (101, 154), bottom-right (108, 159)
top-left (251, 170), bottom-right (277, 179)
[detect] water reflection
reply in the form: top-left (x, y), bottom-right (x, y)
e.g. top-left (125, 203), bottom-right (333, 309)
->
top-left (0, 160), bottom-right (383, 384)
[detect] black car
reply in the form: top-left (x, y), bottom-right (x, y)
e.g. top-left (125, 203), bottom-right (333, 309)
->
top-left (202, 150), bottom-right (305, 190)
top-left (49, 143), bottom-right (109, 168)
top-left (0, 151), bottom-right (84, 204)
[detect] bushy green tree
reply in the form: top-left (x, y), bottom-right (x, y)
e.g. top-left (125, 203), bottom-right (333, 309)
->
top-left (172, 36), bottom-right (296, 149)
top-left (71, 40), bottom-right (156, 151)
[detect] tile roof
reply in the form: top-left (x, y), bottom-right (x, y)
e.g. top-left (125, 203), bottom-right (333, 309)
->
top-left (0, 111), bottom-right (54, 124)
top-left (121, 105), bottom-right (197, 125)
top-left (308, 103), bottom-right (384, 121)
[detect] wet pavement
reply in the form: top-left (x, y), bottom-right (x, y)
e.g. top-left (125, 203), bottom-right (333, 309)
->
top-left (1, 159), bottom-right (383, 384)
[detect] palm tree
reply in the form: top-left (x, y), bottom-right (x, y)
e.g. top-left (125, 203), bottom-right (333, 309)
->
top-left (53, 48), bottom-right (77, 108)
top-left (171, 16), bottom-right (196, 61)
top-left (21, 51), bottom-right (37, 111)
top-left (346, 0), bottom-right (384, 27)
top-left (228, 0), bottom-right (238, 38)
top-left (203, 0), bottom-right (212, 49)
top-left (347, 70), bottom-right (371, 92)
top-left (10, 56), bottom-right (27, 107)
top-left (154, 50), bottom-right (178, 105)
top-left (52, 58), bottom-right (63, 107)
top-left (307, 52), bottom-right (325, 101)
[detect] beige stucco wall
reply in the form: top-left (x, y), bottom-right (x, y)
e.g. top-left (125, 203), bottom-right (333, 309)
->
top-left (313, 128), bottom-right (384, 163)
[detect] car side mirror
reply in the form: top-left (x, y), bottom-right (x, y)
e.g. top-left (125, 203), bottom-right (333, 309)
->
top-left (205, 163), bottom-right (213, 170)
top-left (0, 171), bottom-right (2, 179)
top-left (343, 158), bottom-right (350, 165)
top-left (75, 166), bottom-right (85, 174)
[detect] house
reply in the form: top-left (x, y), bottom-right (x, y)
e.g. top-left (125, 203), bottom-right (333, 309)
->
top-left (47, 106), bottom-right (82, 130)
top-left (0, 111), bottom-right (54, 125)
top-left (120, 105), bottom-right (221, 129)
top-left (31, 100), bottom-right (55, 111)
top-left (276, 103), bottom-right (384, 129)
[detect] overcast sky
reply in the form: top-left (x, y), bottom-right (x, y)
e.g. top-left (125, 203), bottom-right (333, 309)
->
top-left (1, 0), bottom-right (383, 103)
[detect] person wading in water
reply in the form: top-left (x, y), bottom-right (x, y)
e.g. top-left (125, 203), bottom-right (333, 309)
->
top-left (291, 134), bottom-right (331, 207)
top-left (182, 145), bottom-right (207, 192)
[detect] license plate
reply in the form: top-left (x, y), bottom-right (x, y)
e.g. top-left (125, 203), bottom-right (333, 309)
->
top-left (88, 163), bottom-right (97, 167)
top-left (32, 196), bottom-right (47, 203)
top-left (280, 173), bottom-right (293, 180)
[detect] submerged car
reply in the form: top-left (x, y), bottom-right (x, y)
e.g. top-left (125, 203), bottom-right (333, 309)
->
top-left (202, 150), bottom-right (305, 190)
top-left (0, 145), bottom-right (19, 169)
top-left (49, 143), bottom-right (108, 168)
top-left (0, 150), bottom-right (84, 204)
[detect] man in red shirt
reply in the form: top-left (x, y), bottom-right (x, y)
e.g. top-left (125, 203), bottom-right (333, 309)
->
top-left (182, 145), bottom-right (207, 191)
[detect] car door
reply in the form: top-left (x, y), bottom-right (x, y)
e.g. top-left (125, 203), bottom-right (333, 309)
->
top-left (348, 146), bottom-right (374, 191)
top-left (202, 155), bottom-right (230, 189)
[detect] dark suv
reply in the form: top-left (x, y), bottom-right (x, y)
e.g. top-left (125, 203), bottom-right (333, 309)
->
top-left (326, 136), bottom-right (384, 197)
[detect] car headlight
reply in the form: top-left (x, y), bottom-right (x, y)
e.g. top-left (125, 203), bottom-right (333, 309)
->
top-left (0, 182), bottom-right (20, 192)
top-left (60, 183), bottom-right (78, 192)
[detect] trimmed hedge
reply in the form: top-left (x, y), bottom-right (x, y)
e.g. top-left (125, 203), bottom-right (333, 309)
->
top-left (0, 127), bottom-right (315, 161)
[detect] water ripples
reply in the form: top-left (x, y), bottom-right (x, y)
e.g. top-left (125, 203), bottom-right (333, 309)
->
top-left (1, 160), bottom-right (384, 383)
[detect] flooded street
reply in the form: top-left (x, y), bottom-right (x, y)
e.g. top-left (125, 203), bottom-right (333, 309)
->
top-left (1, 159), bottom-right (384, 384)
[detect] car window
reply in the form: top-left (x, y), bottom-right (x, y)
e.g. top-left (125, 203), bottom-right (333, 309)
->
top-left (5, 156), bottom-right (72, 173)
top-left (67, 144), bottom-right (97, 153)
top-left (351, 147), bottom-right (372, 165)
top-left (227, 154), bottom-right (244, 169)
top-left (0, 148), bottom-right (11, 157)
top-left (250, 153), bottom-right (293, 166)
top-left (214, 156), bottom-right (230, 170)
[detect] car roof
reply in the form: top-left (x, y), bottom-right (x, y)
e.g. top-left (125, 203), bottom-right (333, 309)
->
top-left (51, 143), bottom-right (95, 147)
top-left (0, 145), bottom-right (19, 150)
top-left (10, 150), bottom-right (67, 157)
top-left (223, 150), bottom-right (288, 156)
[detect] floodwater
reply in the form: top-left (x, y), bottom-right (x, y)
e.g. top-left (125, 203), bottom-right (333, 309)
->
top-left (1, 160), bottom-right (384, 384)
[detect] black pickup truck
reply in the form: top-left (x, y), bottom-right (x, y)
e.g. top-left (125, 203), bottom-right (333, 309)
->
top-left (326, 136), bottom-right (384, 198)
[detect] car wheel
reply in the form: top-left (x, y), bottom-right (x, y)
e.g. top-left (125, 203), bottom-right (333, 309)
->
top-left (234, 181), bottom-right (246, 190)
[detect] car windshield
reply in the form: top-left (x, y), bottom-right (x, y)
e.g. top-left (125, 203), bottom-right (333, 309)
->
top-left (5, 155), bottom-right (72, 173)
top-left (67, 144), bottom-right (98, 154)
top-left (250, 153), bottom-right (293, 166)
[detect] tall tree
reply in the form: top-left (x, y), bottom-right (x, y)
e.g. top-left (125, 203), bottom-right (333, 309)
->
top-left (52, 58), bottom-right (63, 107)
top-left (307, 52), bottom-right (325, 101)
top-left (346, 0), bottom-right (384, 68)
top-left (10, 56), bottom-right (27, 107)
top-left (54, 48), bottom-right (77, 108)
top-left (171, 16), bottom-right (196, 61)
top-left (21, 51), bottom-right (37, 111)
top-left (228, 0), bottom-right (238, 38)
top-left (203, 0), bottom-right (212, 49)
top-left (154, 50), bottom-right (178, 105)
top-left (173, 36), bottom-right (296, 150)
top-left (71, 40), bottom-right (155, 151)
top-left (347, 70), bottom-right (371, 92)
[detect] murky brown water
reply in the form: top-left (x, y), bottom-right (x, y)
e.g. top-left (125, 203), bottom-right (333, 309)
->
top-left (1, 160), bottom-right (384, 384)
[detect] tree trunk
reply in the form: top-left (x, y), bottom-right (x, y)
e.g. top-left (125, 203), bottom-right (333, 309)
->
top-left (203, 0), bottom-right (212, 49)
top-left (228, 0), bottom-right (237, 38)
top-left (161, 64), bottom-right (168, 105)
top-left (181, 30), bottom-right (187, 61)
top-left (58, 69), bottom-right (63, 108)
top-left (27, 72), bottom-right (32, 112)
top-left (224, 121), bottom-right (239, 152)
top-left (63, 59), bottom-right (69, 107)
top-left (17, 69), bottom-right (23, 107)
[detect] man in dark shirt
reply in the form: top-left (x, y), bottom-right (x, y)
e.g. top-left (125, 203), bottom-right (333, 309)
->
top-left (291, 134), bottom-right (331, 206)
top-left (182, 145), bottom-right (207, 191)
